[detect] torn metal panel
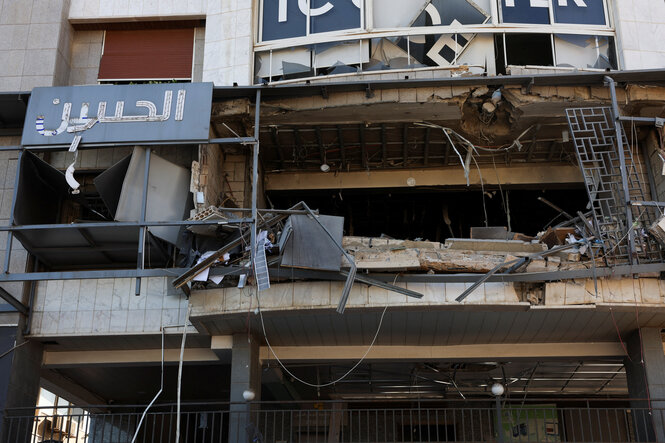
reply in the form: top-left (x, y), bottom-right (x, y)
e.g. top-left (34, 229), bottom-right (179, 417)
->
top-left (280, 214), bottom-right (344, 272)
top-left (13, 151), bottom-right (84, 226)
top-left (255, 47), bottom-right (311, 79)
top-left (14, 225), bottom-right (168, 269)
top-left (313, 41), bottom-right (369, 70)
top-left (115, 147), bottom-right (191, 245)
top-left (93, 154), bottom-right (131, 218)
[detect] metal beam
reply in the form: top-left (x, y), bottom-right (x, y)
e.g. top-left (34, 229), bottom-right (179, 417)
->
top-left (0, 286), bottom-right (28, 315)
top-left (0, 219), bottom-right (254, 232)
top-left (256, 343), bottom-right (626, 362)
top-left (605, 76), bottom-right (636, 263)
top-left (269, 262), bottom-right (665, 284)
top-left (337, 126), bottom-right (346, 168)
top-left (250, 89), bottom-right (261, 298)
top-left (360, 125), bottom-right (367, 169)
top-left (316, 126), bottom-right (325, 164)
top-left (423, 127), bottom-right (431, 166)
top-left (265, 164), bottom-right (583, 190)
top-left (381, 124), bottom-right (387, 167)
top-left (270, 127), bottom-right (286, 170)
top-left (0, 268), bottom-right (191, 282)
top-left (402, 124), bottom-right (408, 167)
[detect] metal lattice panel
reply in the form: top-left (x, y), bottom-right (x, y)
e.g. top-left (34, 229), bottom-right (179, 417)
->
top-left (566, 107), bottom-right (662, 264)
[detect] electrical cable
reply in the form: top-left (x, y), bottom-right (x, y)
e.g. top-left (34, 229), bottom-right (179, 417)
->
top-left (256, 287), bottom-right (388, 388)
top-left (0, 339), bottom-right (28, 360)
top-left (471, 155), bottom-right (489, 228)
top-left (131, 328), bottom-right (164, 443)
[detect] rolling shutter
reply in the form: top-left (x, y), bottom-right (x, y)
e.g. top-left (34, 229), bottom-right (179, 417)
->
top-left (98, 28), bottom-right (194, 81)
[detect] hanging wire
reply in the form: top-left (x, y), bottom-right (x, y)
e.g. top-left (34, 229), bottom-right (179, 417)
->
top-left (255, 286), bottom-right (388, 388)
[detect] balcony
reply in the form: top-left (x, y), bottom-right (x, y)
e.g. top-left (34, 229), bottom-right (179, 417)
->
top-left (3, 399), bottom-right (663, 442)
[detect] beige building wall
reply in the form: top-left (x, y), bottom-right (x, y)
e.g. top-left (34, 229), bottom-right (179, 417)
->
top-left (30, 277), bottom-right (189, 336)
top-left (0, 0), bottom-right (73, 92)
top-left (613, 0), bottom-right (665, 70)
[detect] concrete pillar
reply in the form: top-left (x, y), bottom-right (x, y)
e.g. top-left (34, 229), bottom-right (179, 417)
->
top-left (1, 323), bottom-right (44, 443)
top-left (625, 328), bottom-right (665, 442)
top-left (229, 333), bottom-right (261, 443)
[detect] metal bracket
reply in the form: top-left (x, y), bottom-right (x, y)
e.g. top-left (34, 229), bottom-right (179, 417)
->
top-left (365, 84), bottom-right (374, 99)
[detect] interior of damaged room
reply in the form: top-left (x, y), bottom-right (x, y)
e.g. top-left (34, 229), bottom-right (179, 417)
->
top-left (16, 81), bottom-right (665, 309)
top-left (10, 74), bottom-right (665, 405)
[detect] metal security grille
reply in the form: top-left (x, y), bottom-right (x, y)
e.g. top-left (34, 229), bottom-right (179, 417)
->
top-left (566, 107), bottom-right (662, 264)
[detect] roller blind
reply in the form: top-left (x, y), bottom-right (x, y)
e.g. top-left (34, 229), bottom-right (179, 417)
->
top-left (98, 28), bottom-right (194, 80)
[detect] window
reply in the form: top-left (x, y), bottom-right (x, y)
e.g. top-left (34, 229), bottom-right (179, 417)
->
top-left (98, 28), bottom-right (195, 81)
top-left (260, 0), bottom-right (365, 42)
top-left (499, 0), bottom-right (608, 26)
top-left (254, 0), bottom-right (616, 83)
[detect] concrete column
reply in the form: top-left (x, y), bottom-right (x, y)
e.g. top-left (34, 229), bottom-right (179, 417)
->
top-left (229, 333), bottom-right (261, 443)
top-left (625, 328), bottom-right (665, 442)
top-left (1, 323), bottom-right (44, 443)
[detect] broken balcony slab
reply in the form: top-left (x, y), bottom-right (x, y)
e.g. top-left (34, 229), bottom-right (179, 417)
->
top-left (445, 238), bottom-right (547, 253)
top-left (544, 277), bottom-right (665, 306)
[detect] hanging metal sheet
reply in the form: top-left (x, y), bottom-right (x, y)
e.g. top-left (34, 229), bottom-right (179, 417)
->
top-left (281, 214), bottom-right (344, 271)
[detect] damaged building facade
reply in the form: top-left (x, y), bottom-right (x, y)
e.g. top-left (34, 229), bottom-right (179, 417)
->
top-left (1, 0), bottom-right (665, 441)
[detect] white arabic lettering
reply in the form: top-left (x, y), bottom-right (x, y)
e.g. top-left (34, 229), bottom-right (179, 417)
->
top-left (36, 89), bottom-right (186, 137)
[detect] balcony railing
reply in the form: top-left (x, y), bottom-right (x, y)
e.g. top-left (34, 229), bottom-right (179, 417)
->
top-left (3, 399), bottom-right (665, 443)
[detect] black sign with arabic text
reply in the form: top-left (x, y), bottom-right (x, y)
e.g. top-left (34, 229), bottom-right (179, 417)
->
top-left (21, 82), bottom-right (213, 147)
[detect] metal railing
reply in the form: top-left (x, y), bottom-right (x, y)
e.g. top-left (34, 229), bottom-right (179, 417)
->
top-left (3, 399), bottom-right (665, 443)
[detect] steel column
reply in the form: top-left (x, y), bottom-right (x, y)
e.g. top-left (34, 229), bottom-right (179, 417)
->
top-left (136, 148), bottom-right (152, 295)
top-left (605, 76), bottom-right (636, 263)
top-left (250, 90), bottom-right (261, 277)
top-left (3, 149), bottom-right (22, 275)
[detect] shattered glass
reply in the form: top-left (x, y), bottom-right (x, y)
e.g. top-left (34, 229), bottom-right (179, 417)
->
top-left (554, 35), bottom-right (616, 70)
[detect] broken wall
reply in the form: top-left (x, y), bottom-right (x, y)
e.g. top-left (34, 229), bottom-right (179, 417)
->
top-left (193, 145), bottom-right (249, 211)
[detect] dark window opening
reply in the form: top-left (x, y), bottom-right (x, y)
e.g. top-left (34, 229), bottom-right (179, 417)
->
top-left (504, 34), bottom-right (554, 67)
top-left (268, 188), bottom-right (589, 242)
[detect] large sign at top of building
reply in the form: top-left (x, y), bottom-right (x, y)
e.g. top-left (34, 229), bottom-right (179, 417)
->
top-left (502, 0), bottom-right (606, 25)
top-left (21, 83), bottom-right (213, 147)
top-left (262, 0), bottom-right (362, 41)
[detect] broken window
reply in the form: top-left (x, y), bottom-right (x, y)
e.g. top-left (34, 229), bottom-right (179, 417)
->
top-left (503, 33), bottom-right (554, 67)
top-left (12, 147), bottom-right (195, 271)
top-left (375, 0), bottom-right (490, 28)
top-left (268, 189), bottom-right (590, 242)
top-left (554, 34), bottom-right (616, 70)
top-left (255, 40), bottom-right (371, 82)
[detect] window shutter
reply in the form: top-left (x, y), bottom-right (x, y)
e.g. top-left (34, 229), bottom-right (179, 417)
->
top-left (98, 28), bottom-right (194, 80)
